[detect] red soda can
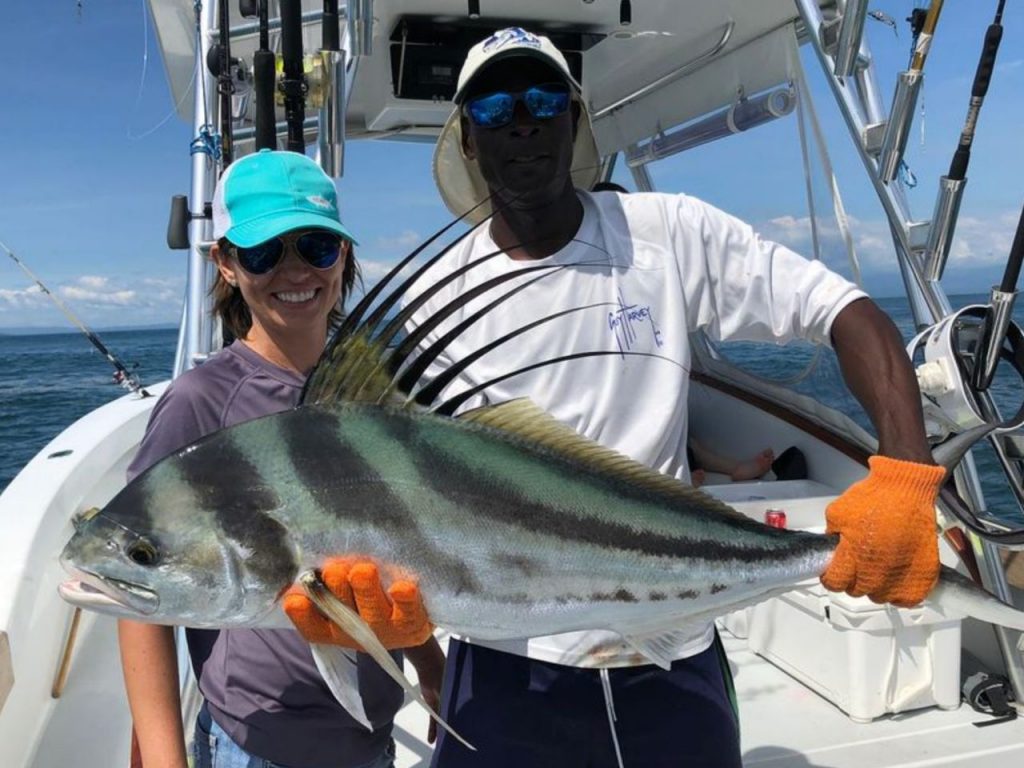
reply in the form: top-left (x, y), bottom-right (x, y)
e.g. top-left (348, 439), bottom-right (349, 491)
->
top-left (764, 508), bottom-right (787, 528)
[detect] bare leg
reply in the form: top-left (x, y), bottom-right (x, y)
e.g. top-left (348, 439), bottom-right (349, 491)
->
top-left (730, 449), bottom-right (774, 481)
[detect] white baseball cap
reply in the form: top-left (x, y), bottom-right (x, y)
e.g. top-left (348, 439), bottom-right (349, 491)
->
top-left (433, 27), bottom-right (601, 224)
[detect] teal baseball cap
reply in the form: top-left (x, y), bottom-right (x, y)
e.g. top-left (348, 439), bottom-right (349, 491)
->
top-left (212, 149), bottom-right (357, 247)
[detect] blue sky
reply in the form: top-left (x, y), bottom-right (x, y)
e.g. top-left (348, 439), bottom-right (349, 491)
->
top-left (1, 1), bottom-right (1022, 329)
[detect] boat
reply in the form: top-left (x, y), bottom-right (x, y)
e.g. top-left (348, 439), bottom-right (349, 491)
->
top-left (2, 1), bottom-right (1023, 765)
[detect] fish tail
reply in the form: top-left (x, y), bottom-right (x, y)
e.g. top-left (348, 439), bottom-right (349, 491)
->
top-left (933, 565), bottom-right (1024, 640)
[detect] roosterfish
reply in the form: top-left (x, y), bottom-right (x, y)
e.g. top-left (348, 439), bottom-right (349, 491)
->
top-left (59, 222), bottom-right (1024, 747)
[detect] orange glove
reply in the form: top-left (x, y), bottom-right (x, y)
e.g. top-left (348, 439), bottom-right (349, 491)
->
top-left (820, 456), bottom-right (946, 607)
top-left (283, 560), bottom-right (433, 649)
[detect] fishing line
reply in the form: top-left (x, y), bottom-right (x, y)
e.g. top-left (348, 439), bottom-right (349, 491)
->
top-left (127, 0), bottom-right (200, 141)
top-left (0, 239), bottom-right (149, 396)
top-left (132, 0), bottom-right (149, 118)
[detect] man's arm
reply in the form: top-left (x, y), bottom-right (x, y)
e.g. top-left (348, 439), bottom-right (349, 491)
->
top-left (822, 297), bottom-right (947, 607)
top-left (830, 298), bottom-right (933, 464)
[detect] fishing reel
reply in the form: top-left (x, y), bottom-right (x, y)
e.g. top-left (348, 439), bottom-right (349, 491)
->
top-left (908, 304), bottom-right (1024, 545)
top-left (907, 305), bottom-right (1024, 441)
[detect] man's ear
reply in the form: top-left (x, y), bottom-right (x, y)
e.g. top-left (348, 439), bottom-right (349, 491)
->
top-left (460, 114), bottom-right (477, 160)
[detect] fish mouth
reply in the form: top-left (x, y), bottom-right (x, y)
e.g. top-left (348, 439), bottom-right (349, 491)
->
top-left (58, 569), bottom-right (159, 617)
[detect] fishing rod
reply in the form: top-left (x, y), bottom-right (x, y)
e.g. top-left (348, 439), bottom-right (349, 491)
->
top-left (216, 0), bottom-right (234, 165)
top-left (1, 239), bottom-right (148, 396)
top-left (280, 0), bottom-right (307, 153)
top-left (949, 1), bottom-right (1005, 181)
top-left (926, 0), bottom-right (1007, 281)
top-left (252, 0), bottom-right (276, 151)
top-left (974, 202), bottom-right (1024, 392)
top-left (908, 0), bottom-right (945, 72)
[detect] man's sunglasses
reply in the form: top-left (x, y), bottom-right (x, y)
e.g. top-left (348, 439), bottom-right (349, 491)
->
top-left (229, 231), bottom-right (345, 275)
top-left (464, 82), bottom-right (571, 129)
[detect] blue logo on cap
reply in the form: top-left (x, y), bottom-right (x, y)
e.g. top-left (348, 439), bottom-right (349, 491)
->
top-left (483, 27), bottom-right (542, 52)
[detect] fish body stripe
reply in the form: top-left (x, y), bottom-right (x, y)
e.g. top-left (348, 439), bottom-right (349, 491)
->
top-left (378, 408), bottom-right (826, 566)
top-left (176, 428), bottom-right (297, 590)
top-left (260, 407), bottom-right (481, 595)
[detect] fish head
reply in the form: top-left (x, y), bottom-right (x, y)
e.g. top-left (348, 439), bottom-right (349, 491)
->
top-left (59, 453), bottom-right (299, 628)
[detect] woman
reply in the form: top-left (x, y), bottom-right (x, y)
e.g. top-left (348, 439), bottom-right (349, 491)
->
top-left (119, 150), bottom-right (441, 768)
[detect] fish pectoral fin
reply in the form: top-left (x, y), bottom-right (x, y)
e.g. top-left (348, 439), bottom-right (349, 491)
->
top-left (619, 628), bottom-right (701, 670)
top-left (298, 571), bottom-right (476, 752)
top-left (309, 644), bottom-right (372, 730)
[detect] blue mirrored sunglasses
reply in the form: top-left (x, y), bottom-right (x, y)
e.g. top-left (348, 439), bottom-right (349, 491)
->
top-left (464, 82), bottom-right (572, 129)
top-left (230, 230), bottom-right (344, 275)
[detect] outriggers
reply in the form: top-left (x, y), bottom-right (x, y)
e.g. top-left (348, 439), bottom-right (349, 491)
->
top-left (2, 2), bottom-right (1024, 766)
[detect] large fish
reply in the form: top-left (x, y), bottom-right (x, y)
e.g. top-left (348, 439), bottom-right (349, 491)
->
top-left (58, 223), bottom-right (1024, 743)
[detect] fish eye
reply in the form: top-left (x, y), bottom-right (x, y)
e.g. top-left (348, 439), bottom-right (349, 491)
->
top-left (126, 539), bottom-right (160, 567)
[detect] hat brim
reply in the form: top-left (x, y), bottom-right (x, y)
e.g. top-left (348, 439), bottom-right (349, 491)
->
top-left (432, 105), bottom-right (601, 225)
top-left (225, 211), bottom-right (358, 248)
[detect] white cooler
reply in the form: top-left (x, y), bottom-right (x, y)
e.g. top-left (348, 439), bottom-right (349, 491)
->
top-left (708, 480), bottom-right (963, 721)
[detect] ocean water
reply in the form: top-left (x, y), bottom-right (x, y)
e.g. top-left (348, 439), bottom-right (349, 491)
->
top-left (0, 328), bottom-right (177, 490)
top-left (1, 295), bottom-right (1022, 524)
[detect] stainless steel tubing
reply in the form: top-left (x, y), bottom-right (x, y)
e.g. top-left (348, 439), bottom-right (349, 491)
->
top-left (878, 70), bottom-right (922, 182)
top-left (359, 0), bottom-right (374, 56)
top-left (974, 289), bottom-right (1018, 391)
top-left (318, 49), bottom-right (346, 177)
top-left (925, 176), bottom-right (967, 281)
top-left (834, 0), bottom-right (869, 79)
top-left (347, 0), bottom-right (363, 56)
top-left (625, 87), bottom-right (794, 167)
top-left (177, 0), bottom-right (220, 377)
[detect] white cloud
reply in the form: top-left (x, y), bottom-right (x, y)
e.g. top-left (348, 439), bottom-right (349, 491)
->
top-left (358, 258), bottom-right (401, 283)
top-left (0, 284), bottom-right (47, 308)
top-left (757, 209), bottom-right (1019, 272)
top-left (374, 230), bottom-right (422, 250)
top-left (0, 274), bottom-right (184, 327)
top-left (945, 212), bottom-right (1018, 265)
top-left (60, 284), bottom-right (137, 305)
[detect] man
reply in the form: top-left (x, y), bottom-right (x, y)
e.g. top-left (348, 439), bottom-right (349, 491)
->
top-left (409, 27), bottom-right (944, 767)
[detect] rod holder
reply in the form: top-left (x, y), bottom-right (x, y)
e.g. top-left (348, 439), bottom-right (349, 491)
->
top-left (317, 49), bottom-right (346, 177)
top-left (833, 0), bottom-right (869, 79)
top-left (925, 175), bottom-right (967, 281)
top-left (973, 288), bottom-right (1018, 391)
top-left (878, 70), bottom-right (922, 182)
top-left (349, 0), bottom-right (374, 57)
top-left (626, 86), bottom-right (794, 167)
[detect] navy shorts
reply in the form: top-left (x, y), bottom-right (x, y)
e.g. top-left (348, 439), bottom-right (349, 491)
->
top-left (431, 634), bottom-right (740, 767)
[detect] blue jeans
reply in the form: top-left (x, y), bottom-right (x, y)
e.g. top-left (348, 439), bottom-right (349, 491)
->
top-left (192, 705), bottom-right (396, 768)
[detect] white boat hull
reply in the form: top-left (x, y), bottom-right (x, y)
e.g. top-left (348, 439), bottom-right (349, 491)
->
top-left (0, 385), bottom-right (166, 767)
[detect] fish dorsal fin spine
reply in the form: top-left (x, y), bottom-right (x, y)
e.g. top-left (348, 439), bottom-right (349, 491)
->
top-left (459, 399), bottom-right (747, 519)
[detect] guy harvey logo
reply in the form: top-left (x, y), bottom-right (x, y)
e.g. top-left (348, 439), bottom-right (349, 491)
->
top-left (608, 290), bottom-right (663, 358)
top-left (483, 28), bottom-right (542, 53)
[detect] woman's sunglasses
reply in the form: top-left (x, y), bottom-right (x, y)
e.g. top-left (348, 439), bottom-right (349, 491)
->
top-left (464, 82), bottom-right (571, 130)
top-left (229, 230), bottom-right (345, 276)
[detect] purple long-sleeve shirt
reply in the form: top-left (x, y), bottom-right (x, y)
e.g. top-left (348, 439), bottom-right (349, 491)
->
top-left (127, 341), bottom-right (403, 768)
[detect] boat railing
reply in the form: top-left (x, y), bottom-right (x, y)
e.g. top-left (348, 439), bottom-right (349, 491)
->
top-left (794, 0), bottom-right (1024, 701)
